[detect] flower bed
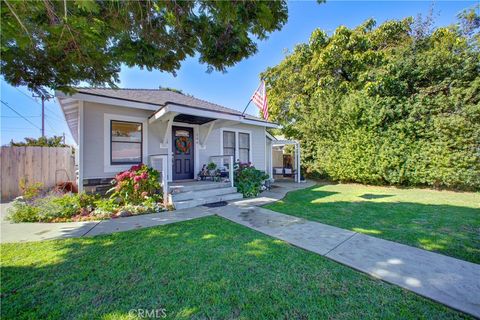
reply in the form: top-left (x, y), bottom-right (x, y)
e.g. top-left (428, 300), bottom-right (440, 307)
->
top-left (7, 164), bottom-right (165, 223)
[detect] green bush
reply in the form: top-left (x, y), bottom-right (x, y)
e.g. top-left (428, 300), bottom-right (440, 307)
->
top-left (93, 198), bottom-right (119, 216)
top-left (77, 193), bottom-right (100, 210)
top-left (18, 178), bottom-right (44, 201)
top-left (35, 194), bottom-right (81, 222)
top-left (262, 13), bottom-right (480, 191)
top-left (7, 200), bottom-right (40, 223)
top-left (7, 193), bottom-right (95, 223)
top-left (234, 163), bottom-right (269, 198)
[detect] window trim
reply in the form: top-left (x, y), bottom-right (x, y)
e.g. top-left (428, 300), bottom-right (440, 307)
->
top-left (220, 128), bottom-right (253, 164)
top-left (110, 120), bottom-right (143, 165)
top-left (222, 130), bottom-right (236, 160)
top-left (103, 113), bottom-right (148, 174)
top-left (238, 132), bottom-right (250, 163)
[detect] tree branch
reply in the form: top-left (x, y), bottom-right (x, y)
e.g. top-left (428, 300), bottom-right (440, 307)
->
top-left (3, 0), bottom-right (31, 42)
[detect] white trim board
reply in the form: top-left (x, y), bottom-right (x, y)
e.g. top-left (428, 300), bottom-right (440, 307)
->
top-left (78, 101), bottom-right (84, 191)
top-left (57, 91), bottom-right (159, 112)
top-left (103, 113), bottom-right (149, 173)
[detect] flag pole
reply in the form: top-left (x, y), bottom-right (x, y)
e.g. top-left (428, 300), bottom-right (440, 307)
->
top-left (241, 98), bottom-right (252, 117)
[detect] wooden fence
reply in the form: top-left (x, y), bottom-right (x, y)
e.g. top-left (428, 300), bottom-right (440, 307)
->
top-left (0, 146), bottom-right (76, 202)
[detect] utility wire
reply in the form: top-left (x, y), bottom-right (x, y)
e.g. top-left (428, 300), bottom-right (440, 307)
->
top-left (1, 115), bottom-right (41, 118)
top-left (45, 116), bottom-right (60, 135)
top-left (14, 87), bottom-right (66, 128)
top-left (15, 87), bottom-right (65, 122)
top-left (14, 87), bottom-right (39, 104)
top-left (1, 100), bottom-right (41, 130)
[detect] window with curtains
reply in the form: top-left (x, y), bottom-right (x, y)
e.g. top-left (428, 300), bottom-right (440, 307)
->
top-left (223, 131), bottom-right (236, 160)
top-left (111, 120), bottom-right (142, 165)
top-left (239, 132), bottom-right (250, 163)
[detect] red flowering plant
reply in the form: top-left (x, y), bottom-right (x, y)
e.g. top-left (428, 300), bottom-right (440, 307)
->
top-left (108, 164), bottom-right (162, 205)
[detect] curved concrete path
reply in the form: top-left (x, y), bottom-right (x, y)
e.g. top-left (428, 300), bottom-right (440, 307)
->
top-left (1, 180), bottom-right (479, 318)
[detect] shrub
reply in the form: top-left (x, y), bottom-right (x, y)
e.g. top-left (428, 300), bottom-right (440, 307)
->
top-left (262, 15), bottom-right (480, 191)
top-left (77, 193), bottom-right (100, 211)
top-left (234, 162), bottom-right (269, 198)
top-left (7, 200), bottom-right (40, 223)
top-left (108, 164), bottom-right (163, 205)
top-left (19, 178), bottom-right (43, 201)
top-left (7, 193), bottom-right (81, 223)
top-left (93, 198), bottom-right (119, 216)
top-left (35, 194), bottom-right (81, 222)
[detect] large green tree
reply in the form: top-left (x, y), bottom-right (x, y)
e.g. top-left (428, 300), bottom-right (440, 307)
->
top-left (263, 8), bottom-right (480, 190)
top-left (1, 0), bottom-right (288, 94)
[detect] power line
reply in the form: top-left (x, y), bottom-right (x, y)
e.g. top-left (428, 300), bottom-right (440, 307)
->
top-left (1, 115), bottom-right (41, 118)
top-left (45, 117), bottom-right (60, 135)
top-left (14, 87), bottom-right (65, 122)
top-left (14, 87), bottom-right (40, 104)
top-left (45, 106), bottom-right (65, 121)
top-left (0, 100), bottom-right (41, 130)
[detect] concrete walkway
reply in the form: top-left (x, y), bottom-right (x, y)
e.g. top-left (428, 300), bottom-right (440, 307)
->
top-left (0, 181), bottom-right (314, 242)
top-left (209, 202), bottom-right (480, 318)
top-left (1, 180), bottom-right (479, 317)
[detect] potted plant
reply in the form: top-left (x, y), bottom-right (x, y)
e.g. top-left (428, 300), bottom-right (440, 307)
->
top-left (206, 162), bottom-right (217, 177)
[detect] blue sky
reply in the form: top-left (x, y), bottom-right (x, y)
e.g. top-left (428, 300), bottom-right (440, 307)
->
top-left (1, 0), bottom-right (476, 145)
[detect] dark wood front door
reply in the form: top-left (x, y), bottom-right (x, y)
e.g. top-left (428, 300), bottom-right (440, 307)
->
top-left (172, 126), bottom-right (194, 180)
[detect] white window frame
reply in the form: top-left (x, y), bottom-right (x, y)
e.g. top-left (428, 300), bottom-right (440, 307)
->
top-left (104, 113), bottom-right (148, 173)
top-left (220, 128), bottom-right (253, 164)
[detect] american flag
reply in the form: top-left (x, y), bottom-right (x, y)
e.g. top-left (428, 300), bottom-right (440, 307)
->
top-left (251, 81), bottom-right (269, 120)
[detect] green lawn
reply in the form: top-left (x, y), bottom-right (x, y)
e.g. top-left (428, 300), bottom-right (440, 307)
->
top-left (1, 216), bottom-right (469, 319)
top-left (265, 183), bottom-right (480, 264)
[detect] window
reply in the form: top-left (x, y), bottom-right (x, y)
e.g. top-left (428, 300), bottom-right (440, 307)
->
top-left (239, 132), bottom-right (250, 163)
top-left (223, 130), bottom-right (251, 164)
top-left (223, 131), bottom-right (235, 159)
top-left (110, 120), bottom-right (142, 165)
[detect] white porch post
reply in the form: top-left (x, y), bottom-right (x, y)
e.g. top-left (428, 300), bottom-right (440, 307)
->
top-left (296, 142), bottom-right (301, 183)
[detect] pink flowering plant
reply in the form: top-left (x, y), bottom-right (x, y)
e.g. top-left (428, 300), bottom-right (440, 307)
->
top-left (108, 164), bottom-right (162, 205)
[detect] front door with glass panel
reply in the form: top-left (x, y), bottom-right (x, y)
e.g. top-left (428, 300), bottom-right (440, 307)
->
top-left (172, 126), bottom-right (194, 180)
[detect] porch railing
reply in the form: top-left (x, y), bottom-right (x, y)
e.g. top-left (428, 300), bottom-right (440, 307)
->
top-left (148, 154), bottom-right (169, 206)
top-left (209, 155), bottom-right (234, 188)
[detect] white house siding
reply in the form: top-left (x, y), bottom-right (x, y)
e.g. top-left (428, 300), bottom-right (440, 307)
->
top-left (199, 122), bottom-right (267, 172)
top-left (82, 102), bottom-right (268, 180)
top-left (82, 102), bottom-right (165, 179)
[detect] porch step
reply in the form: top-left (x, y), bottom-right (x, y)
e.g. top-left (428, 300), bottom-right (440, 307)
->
top-left (174, 192), bottom-right (243, 210)
top-left (169, 181), bottom-right (231, 194)
top-left (172, 186), bottom-right (238, 202)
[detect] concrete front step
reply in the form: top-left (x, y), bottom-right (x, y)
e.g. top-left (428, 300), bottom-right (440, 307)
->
top-left (174, 192), bottom-right (243, 210)
top-left (169, 181), bottom-right (231, 194)
top-left (172, 186), bottom-right (238, 202)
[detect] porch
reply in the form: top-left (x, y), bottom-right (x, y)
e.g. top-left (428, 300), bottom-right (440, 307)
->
top-left (269, 139), bottom-right (302, 183)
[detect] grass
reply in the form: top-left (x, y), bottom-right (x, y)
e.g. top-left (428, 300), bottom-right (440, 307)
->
top-left (0, 216), bottom-right (470, 319)
top-left (265, 183), bottom-right (480, 264)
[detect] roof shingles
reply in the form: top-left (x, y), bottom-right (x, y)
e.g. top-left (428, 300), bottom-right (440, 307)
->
top-left (75, 88), bottom-right (251, 117)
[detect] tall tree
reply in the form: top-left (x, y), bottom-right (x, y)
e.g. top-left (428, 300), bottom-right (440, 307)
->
top-left (262, 7), bottom-right (480, 190)
top-left (1, 0), bottom-right (288, 94)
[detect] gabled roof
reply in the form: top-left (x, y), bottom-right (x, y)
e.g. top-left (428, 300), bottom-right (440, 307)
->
top-left (74, 88), bottom-right (247, 117)
top-left (56, 87), bottom-right (277, 144)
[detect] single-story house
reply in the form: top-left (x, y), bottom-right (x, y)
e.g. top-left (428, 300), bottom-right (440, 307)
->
top-left (56, 88), bottom-right (301, 209)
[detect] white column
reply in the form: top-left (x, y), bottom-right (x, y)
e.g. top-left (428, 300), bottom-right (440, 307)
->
top-left (78, 101), bottom-right (84, 192)
top-left (296, 142), bottom-right (301, 183)
top-left (229, 156), bottom-right (234, 188)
